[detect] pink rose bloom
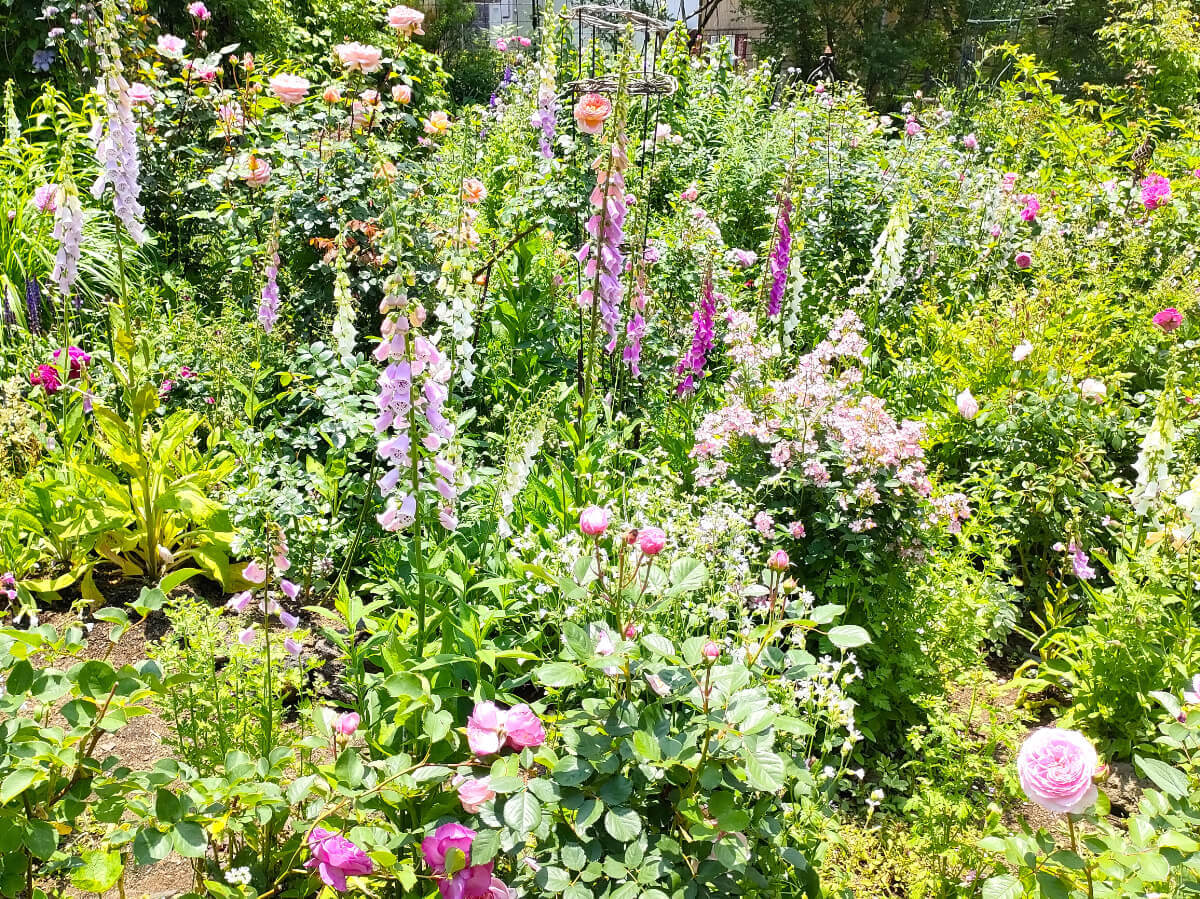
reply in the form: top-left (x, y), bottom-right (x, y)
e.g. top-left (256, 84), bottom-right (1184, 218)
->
top-left (184, 60), bottom-right (217, 82)
top-left (962, 133), bottom-right (978, 150)
top-left (1014, 250), bottom-right (1032, 269)
top-left (333, 712), bottom-right (359, 735)
top-left (579, 505), bottom-right (608, 536)
top-left (392, 83), bottom-right (412, 103)
top-left (187, 1), bottom-right (211, 20)
top-left (573, 93), bottom-right (611, 135)
top-left (702, 640), bottom-right (721, 661)
top-left (680, 183), bottom-right (699, 202)
top-left (461, 178), bottom-right (487, 204)
top-left (420, 822), bottom-right (476, 873)
top-left (1153, 307), bottom-right (1183, 332)
top-left (905, 119), bottom-right (921, 136)
top-left (1018, 195), bottom-right (1040, 222)
top-left (244, 155), bottom-right (271, 188)
top-left (1017, 727), bottom-right (1099, 814)
top-left (1140, 173), bottom-right (1171, 211)
top-left (637, 527), bottom-right (667, 556)
top-left (767, 549), bottom-right (789, 572)
top-left (788, 521), bottom-right (806, 538)
top-left (156, 34), bottom-right (186, 57)
top-left (466, 701), bottom-right (506, 755)
top-left (269, 72), bottom-right (310, 105)
top-left (306, 827), bottom-right (373, 892)
top-left (1001, 171), bottom-right (1018, 192)
top-left (33, 183), bottom-right (58, 213)
top-left (503, 703), bottom-right (545, 750)
top-left (457, 776), bottom-right (495, 813)
top-left (126, 82), bottom-right (154, 105)
top-left (335, 42), bottom-right (383, 73)
top-left (495, 38), bottom-right (508, 51)
top-left (517, 36), bottom-right (531, 47)
top-left (387, 4), bottom-right (425, 36)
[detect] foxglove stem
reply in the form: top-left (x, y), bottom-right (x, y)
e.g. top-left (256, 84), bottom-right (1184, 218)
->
top-left (675, 265), bottom-right (716, 395)
top-left (767, 195), bottom-right (792, 319)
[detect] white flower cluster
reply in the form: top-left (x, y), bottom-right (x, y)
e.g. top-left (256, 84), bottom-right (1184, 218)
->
top-left (224, 866), bottom-right (252, 886)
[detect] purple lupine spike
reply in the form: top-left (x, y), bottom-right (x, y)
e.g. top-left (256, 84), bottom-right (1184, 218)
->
top-left (2, 289), bottom-right (16, 328)
top-left (25, 276), bottom-right (42, 334)
top-left (768, 195), bottom-right (792, 319)
top-left (675, 268), bottom-right (717, 394)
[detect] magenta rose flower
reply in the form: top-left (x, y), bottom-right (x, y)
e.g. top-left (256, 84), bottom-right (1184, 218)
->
top-left (503, 704), bottom-right (546, 750)
top-left (305, 827), bottom-right (373, 892)
top-left (421, 822), bottom-right (476, 873)
top-left (439, 864), bottom-right (511, 899)
top-left (1017, 727), bottom-right (1099, 814)
top-left (1154, 307), bottom-right (1183, 333)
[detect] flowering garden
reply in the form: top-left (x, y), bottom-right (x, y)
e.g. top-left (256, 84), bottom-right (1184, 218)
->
top-left (2, 0), bottom-right (1200, 896)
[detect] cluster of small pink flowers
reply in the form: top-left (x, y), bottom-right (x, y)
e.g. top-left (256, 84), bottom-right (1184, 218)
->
top-left (576, 123), bottom-right (628, 354)
top-left (675, 268), bottom-right (717, 395)
top-left (374, 286), bottom-right (459, 532)
top-left (930, 492), bottom-right (971, 533)
top-left (1140, 173), bottom-right (1171, 211)
top-left (421, 824), bottom-right (511, 898)
top-left (753, 510), bottom-right (774, 535)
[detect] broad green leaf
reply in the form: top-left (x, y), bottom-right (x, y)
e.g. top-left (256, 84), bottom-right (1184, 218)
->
top-left (1134, 755), bottom-right (1189, 799)
top-left (70, 850), bottom-right (124, 893)
top-left (827, 625), bottom-right (871, 649)
top-left (503, 791), bottom-right (542, 833)
top-left (603, 807), bottom-right (642, 842)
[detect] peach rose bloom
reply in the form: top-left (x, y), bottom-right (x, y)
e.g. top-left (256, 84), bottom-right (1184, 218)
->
top-left (387, 5), bottom-right (425, 36)
top-left (423, 110), bottom-right (450, 135)
top-left (335, 42), bottom-right (383, 73)
top-left (323, 85), bottom-right (342, 103)
top-left (392, 83), bottom-right (412, 104)
top-left (360, 89), bottom-right (380, 105)
top-left (268, 72), bottom-right (310, 105)
top-left (573, 93), bottom-right (611, 135)
top-left (461, 178), bottom-right (487, 204)
top-left (244, 155), bottom-right (271, 188)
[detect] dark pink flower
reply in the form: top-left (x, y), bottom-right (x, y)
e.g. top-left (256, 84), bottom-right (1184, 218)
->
top-left (503, 704), bottom-right (545, 750)
top-left (421, 822), bottom-right (476, 873)
top-left (305, 827), bottom-right (373, 891)
top-left (637, 527), bottom-right (666, 556)
top-left (30, 364), bottom-right (61, 394)
top-left (1154, 307), bottom-right (1183, 332)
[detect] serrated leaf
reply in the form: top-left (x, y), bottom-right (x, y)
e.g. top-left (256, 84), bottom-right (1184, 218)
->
top-left (70, 850), bottom-right (123, 893)
top-left (604, 807), bottom-right (642, 842)
top-left (503, 791), bottom-right (542, 833)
